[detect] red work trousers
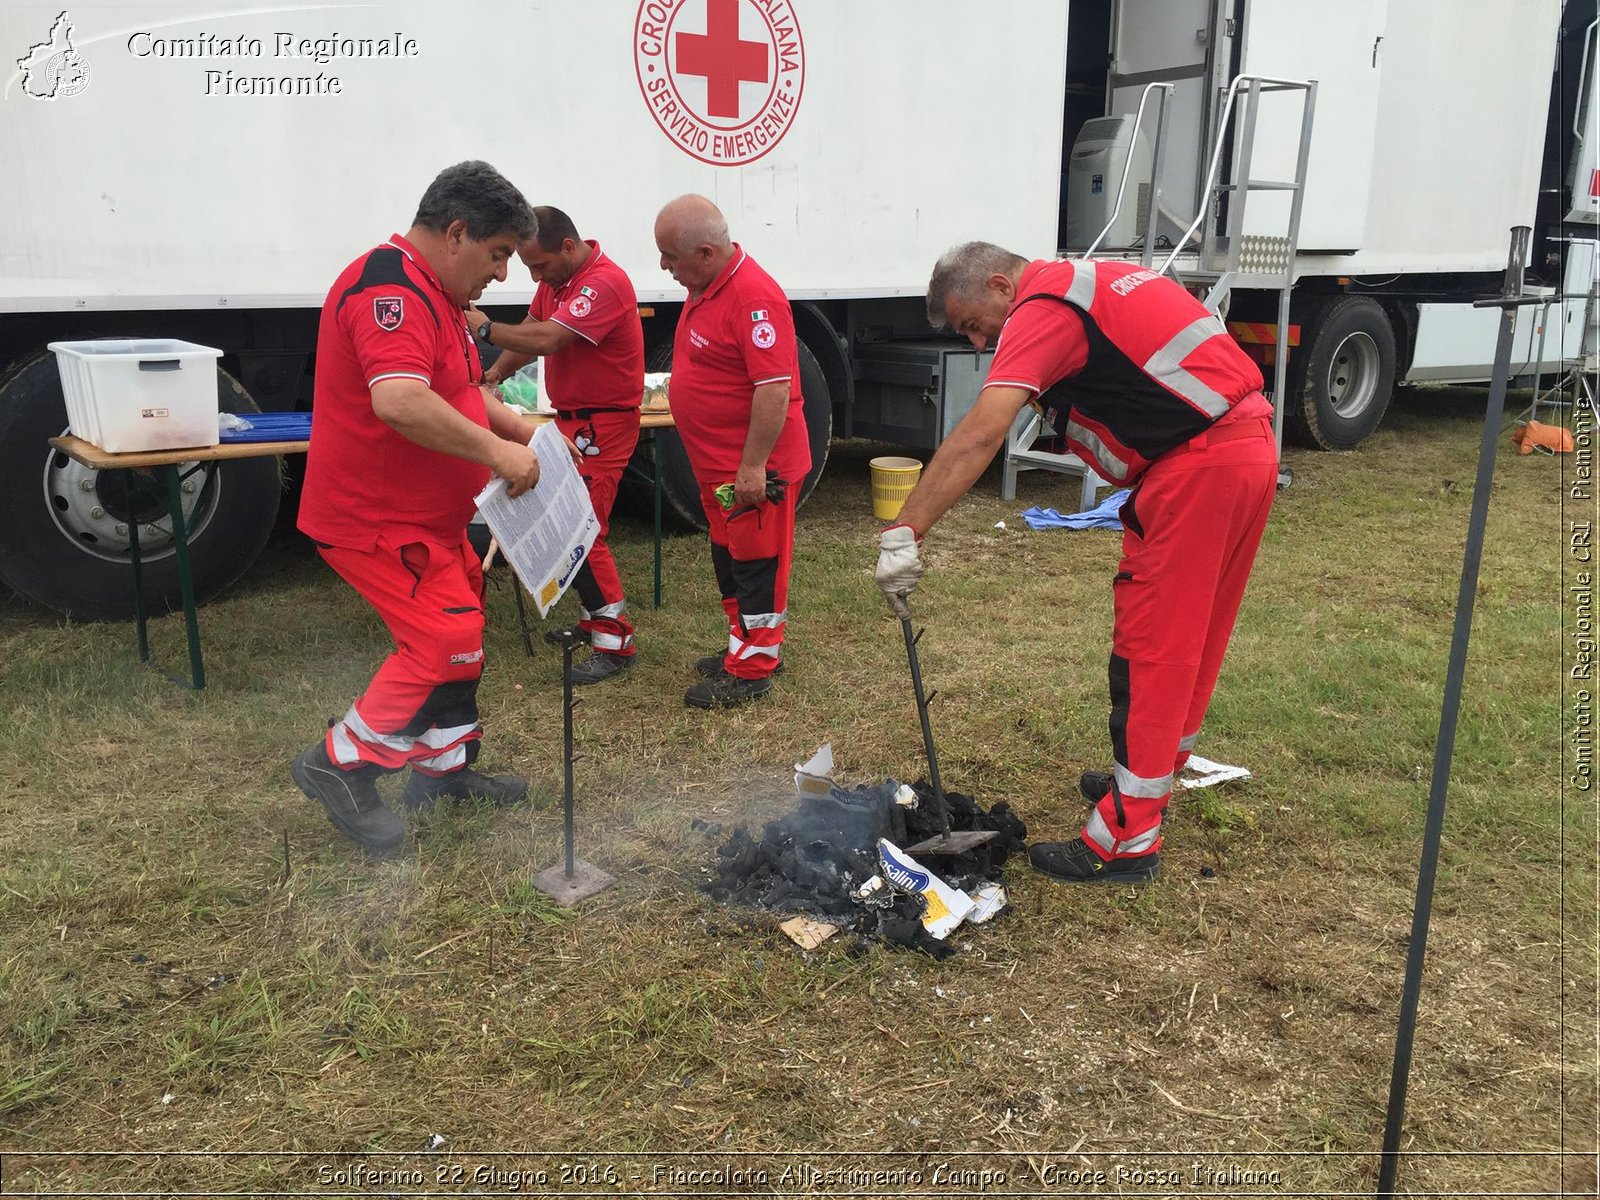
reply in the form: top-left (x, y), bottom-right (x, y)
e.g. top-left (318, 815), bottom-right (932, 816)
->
top-left (697, 481), bottom-right (797, 680)
top-left (317, 534), bottom-right (486, 777)
top-left (1082, 404), bottom-right (1278, 861)
top-left (556, 409), bottom-right (639, 655)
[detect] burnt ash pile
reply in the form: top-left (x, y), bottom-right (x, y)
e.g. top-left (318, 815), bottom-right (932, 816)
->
top-left (701, 780), bottom-right (1027, 958)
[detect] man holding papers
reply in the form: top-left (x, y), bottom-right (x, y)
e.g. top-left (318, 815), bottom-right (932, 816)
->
top-left (293, 161), bottom-right (544, 854)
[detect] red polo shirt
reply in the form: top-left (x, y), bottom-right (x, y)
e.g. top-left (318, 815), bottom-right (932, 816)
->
top-left (669, 245), bottom-right (810, 484)
top-left (299, 233), bottom-right (489, 551)
top-left (528, 240), bottom-right (645, 412)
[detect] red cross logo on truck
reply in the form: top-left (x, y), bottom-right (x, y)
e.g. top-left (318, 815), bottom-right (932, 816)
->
top-left (634, 0), bottom-right (805, 167)
top-left (674, 0), bottom-right (768, 118)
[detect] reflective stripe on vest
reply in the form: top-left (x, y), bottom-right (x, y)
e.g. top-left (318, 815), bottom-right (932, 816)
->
top-left (1143, 315), bottom-right (1235, 419)
top-left (1064, 258), bottom-right (1097, 309)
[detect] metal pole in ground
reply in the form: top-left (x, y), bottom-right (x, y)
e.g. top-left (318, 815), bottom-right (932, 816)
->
top-left (1376, 226), bottom-right (1540, 1196)
top-left (562, 637), bottom-right (576, 878)
top-left (531, 628), bottom-right (615, 905)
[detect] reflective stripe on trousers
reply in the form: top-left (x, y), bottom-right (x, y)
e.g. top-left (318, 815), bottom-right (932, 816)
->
top-left (1081, 417), bottom-right (1277, 861)
top-left (559, 408), bottom-right (639, 657)
top-left (697, 481), bottom-right (798, 680)
top-left (316, 534), bottom-right (486, 774)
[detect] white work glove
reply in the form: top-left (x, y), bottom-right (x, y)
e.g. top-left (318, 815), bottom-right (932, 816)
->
top-left (875, 523), bottom-right (924, 619)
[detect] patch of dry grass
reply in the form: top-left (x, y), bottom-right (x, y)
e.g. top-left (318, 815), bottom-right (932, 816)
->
top-left (0, 386), bottom-right (1592, 1195)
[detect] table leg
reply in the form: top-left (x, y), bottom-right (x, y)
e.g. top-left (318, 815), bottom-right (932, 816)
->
top-left (164, 465), bottom-right (205, 690)
top-left (128, 512), bottom-right (149, 663)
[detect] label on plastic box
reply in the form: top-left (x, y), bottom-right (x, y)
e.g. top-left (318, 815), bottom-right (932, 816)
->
top-left (141, 407), bottom-right (169, 419)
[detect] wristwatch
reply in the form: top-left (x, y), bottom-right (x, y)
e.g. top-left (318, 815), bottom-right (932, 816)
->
top-left (477, 318), bottom-right (493, 342)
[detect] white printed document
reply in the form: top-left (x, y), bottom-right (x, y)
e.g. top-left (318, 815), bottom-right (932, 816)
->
top-left (474, 422), bottom-right (598, 616)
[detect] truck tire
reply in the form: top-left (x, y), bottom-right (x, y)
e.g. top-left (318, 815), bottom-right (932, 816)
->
top-left (0, 349), bottom-right (283, 621)
top-left (635, 336), bottom-right (832, 531)
top-left (1286, 296), bottom-right (1397, 449)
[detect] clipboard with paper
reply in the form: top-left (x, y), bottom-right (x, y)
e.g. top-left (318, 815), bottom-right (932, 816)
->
top-left (474, 422), bottom-right (599, 616)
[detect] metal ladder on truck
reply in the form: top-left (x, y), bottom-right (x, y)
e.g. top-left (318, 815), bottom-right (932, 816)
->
top-left (1000, 73), bottom-right (1318, 504)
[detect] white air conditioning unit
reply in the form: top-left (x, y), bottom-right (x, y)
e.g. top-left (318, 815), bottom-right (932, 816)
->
top-left (1064, 115), bottom-right (1153, 252)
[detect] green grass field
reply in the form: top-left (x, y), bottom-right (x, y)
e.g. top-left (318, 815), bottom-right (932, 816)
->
top-left (0, 386), bottom-right (1592, 1196)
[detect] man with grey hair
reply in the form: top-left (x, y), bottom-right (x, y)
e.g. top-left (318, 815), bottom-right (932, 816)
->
top-left (294, 160), bottom-right (543, 853)
top-left (654, 194), bottom-right (810, 708)
top-left (876, 242), bottom-right (1277, 885)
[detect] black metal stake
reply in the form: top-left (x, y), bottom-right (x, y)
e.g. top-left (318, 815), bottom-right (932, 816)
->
top-left (1377, 227), bottom-right (1540, 1196)
top-left (901, 615), bottom-right (953, 840)
top-left (898, 603), bottom-right (998, 856)
top-left (529, 629), bottom-right (614, 905)
top-left (511, 574), bottom-right (535, 658)
top-left (562, 637), bottom-right (578, 879)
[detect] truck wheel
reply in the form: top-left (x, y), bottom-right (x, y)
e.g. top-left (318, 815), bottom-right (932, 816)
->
top-left (635, 337), bottom-right (831, 531)
top-left (0, 350), bottom-right (283, 621)
top-left (1286, 296), bottom-right (1397, 449)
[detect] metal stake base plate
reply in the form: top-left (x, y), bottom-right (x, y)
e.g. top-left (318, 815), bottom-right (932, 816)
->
top-left (532, 860), bottom-right (615, 905)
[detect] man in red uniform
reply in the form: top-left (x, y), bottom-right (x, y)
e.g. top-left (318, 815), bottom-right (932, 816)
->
top-left (876, 242), bottom-right (1278, 885)
top-left (468, 207), bottom-right (645, 685)
top-left (653, 194), bottom-right (810, 708)
top-left (295, 161), bottom-right (542, 853)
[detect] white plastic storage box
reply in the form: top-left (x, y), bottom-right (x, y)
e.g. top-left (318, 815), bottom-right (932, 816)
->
top-left (48, 339), bottom-right (222, 453)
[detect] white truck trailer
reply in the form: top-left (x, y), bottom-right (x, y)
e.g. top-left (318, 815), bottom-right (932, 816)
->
top-left (0, 0), bottom-right (1593, 619)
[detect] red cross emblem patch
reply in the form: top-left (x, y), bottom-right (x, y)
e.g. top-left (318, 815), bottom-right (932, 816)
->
top-left (373, 296), bottom-right (404, 331)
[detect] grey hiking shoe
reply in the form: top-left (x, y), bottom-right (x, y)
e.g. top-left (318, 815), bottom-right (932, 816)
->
top-left (1079, 769), bottom-right (1111, 804)
top-left (570, 652), bottom-right (635, 686)
top-left (401, 767), bottom-right (528, 811)
top-left (291, 742), bottom-right (404, 853)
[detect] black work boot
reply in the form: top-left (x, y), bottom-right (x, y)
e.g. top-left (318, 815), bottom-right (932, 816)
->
top-left (1029, 836), bottom-right (1160, 885)
top-left (401, 767), bottom-right (529, 811)
top-left (1079, 769), bottom-right (1111, 804)
top-left (695, 654), bottom-right (784, 678)
top-left (570, 652), bottom-right (635, 686)
top-left (291, 742), bottom-right (404, 854)
top-left (683, 674), bottom-right (773, 709)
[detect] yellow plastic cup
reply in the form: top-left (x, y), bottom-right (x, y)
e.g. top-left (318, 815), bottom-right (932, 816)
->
top-left (869, 456), bottom-right (923, 521)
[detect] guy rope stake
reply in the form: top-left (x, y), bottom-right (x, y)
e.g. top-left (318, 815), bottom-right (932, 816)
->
top-left (530, 629), bottom-right (615, 904)
top-left (1376, 226), bottom-right (1542, 1197)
